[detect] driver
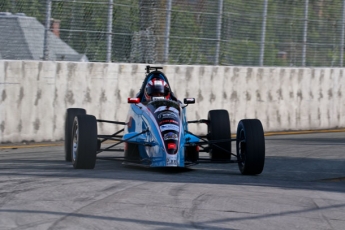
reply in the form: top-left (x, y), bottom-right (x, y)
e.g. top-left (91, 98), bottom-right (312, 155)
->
top-left (144, 78), bottom-right (171, 102)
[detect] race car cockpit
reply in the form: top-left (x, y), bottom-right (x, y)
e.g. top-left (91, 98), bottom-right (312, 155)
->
top-left (136, 66), bottom-right (178, 103)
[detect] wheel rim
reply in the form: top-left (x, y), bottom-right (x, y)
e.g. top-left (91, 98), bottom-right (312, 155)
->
top-left (237, 129), bottom-right (246, 168)
top-left (72, 124), bottom-right (78, 162)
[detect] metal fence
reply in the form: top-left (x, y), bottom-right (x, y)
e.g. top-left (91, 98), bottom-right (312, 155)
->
top-left (1, 0), bottom-right (345, 67)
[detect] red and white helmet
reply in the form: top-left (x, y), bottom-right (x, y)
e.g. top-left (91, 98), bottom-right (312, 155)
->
top-left (144, 78), bottom-right (171, 101)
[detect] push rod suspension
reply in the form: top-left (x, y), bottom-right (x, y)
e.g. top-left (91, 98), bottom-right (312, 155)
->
top-left (97, 129), bottom-right (148, 154)
top-left (97, 119), bottom-right (126, 125)
top-left (187, 119), bottom-right (209, 124)
top-left (99, 128), bottom-right (124, 143)
top-left (185, 130), bottom-right (237, 157)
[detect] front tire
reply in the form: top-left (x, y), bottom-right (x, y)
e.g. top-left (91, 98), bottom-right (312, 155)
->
top-left (71, 115), bottom-right (98, 169)
top-left (236, 119), bottom-right (265, 175)
top-left (207, 110), bottom-right (231, 161)
top-left (64, 108), bottom-right (86, 161)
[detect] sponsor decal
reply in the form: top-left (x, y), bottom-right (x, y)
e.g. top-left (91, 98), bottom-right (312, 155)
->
top-left (160, 124), bottom-right (179, 132)
top-left (166, 156), bottom-right (177, 166)
top-left (154, 106), bottom-right (179, 114)
top-left (159, 119), bottom-right (179, 125)
top-left (164, 132), bottom-right (178, 141)
top-left (158, 112), bottom-right (178, 119)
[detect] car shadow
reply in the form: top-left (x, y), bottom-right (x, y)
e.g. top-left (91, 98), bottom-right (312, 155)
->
top-left (0, 153), bottom-right (344, 194)
top-left (0, 132), bottom-right (344, 194)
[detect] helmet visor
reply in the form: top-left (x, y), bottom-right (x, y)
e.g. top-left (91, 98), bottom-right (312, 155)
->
top-left (147, 84), bottom-right (165, 96)
top-left (146, 80), bottom-right (170, 96)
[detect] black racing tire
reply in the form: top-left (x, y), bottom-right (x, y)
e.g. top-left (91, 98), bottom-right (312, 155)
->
top-left (71, 115), bottom-right (98, 169)
top-left (207, 110), bottom-right (231, 161)
top-left (236, 119), bottom-right (265, 175)
top-left (64, 108), bottom-right (86, 161)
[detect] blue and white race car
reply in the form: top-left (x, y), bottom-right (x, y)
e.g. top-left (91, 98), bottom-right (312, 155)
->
top-left (64, 66), bottom-right (265, 175)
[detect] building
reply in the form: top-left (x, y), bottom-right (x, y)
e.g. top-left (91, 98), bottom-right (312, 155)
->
top-left (0, 12), bottom-right (88, 62)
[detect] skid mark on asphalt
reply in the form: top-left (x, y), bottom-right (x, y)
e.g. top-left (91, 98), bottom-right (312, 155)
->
top-left (192, 203), bottom-right (345, 226)
top-left (46, 181), bottom-right (148, 230)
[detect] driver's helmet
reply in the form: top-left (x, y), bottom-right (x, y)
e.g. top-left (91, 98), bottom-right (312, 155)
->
top-left (144, 78), bottom-right (171, 101)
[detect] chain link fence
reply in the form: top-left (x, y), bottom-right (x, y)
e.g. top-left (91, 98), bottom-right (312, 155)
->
top-left (1, 0), bottom-right (345, 66)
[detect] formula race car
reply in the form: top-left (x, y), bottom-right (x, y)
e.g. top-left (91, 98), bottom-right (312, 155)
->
top-left (64, 66), bottom-right (265, 175)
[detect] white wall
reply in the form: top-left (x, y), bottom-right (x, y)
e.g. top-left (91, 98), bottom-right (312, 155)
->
top-left (0, 60), bottom-right (344, 143)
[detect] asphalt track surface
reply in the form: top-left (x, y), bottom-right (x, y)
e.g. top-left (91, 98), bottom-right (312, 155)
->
top-left (0, 132), bottom-right (344, 230)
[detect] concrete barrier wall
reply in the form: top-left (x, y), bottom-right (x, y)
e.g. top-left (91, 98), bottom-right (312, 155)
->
top-left (0, 60), bottom-right (344, 143)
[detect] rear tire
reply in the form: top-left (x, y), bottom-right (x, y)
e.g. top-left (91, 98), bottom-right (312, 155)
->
top-left (64, 108), bottom-right (86, 161)
top-left (71, 115), bottom-right (98, 169)
top-left (207, 110), bottom-right (231, 161)
top-left (236, 119), bottom-right (265, 175)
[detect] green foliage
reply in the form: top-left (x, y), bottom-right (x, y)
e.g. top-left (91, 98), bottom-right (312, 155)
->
top-left (0, 0), bottom-right (45, 22)
top-left (220, 39), bottom-right (260, 66)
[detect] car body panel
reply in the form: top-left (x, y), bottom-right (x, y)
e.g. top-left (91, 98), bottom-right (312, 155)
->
top-left (123, 100), bottom-right (199, 167)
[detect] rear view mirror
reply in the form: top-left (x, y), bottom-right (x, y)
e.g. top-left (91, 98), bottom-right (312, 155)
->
top-left (128, 98), bottom-right (140, 104)
top-left (184, 98), bottom-right (195, 104)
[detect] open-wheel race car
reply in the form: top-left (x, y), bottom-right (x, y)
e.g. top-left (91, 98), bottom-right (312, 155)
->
top-left (64, 66), bottom-right (265, 175)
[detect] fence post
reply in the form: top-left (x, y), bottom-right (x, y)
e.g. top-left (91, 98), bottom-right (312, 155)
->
top-left (11, 0), bottom-right (15, 12)
top-left (302, 0), bottom-right (309, 67)
top-left (215, 0), bottom-right (223, 65)
top-left (340, 0), bottom-right (345, 67)
top-left (106, 0), bottom-right (113, 62)
top-left (164, 0), bottom-right (172, 63)
top-left (259, 0), bottom-right (268, 66)
top-left (43, 0), bottom-right (52, 61)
